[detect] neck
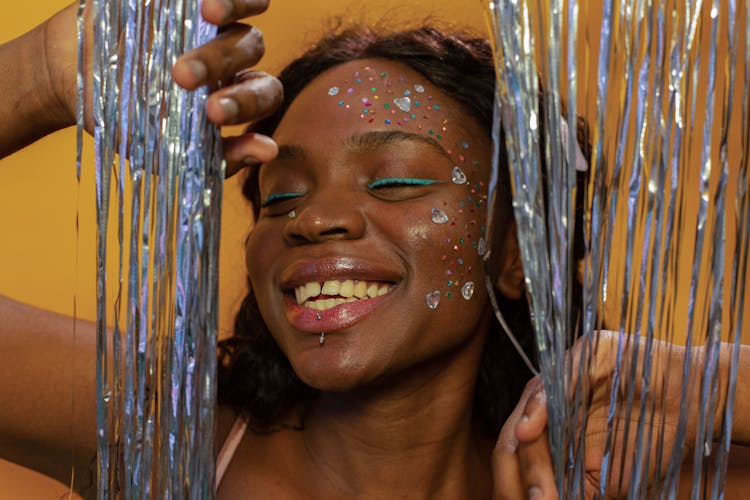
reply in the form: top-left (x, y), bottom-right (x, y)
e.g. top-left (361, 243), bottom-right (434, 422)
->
top-left (301, 327), bottom-right (493, 498)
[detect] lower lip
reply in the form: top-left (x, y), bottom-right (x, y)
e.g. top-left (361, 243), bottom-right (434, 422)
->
top-left (285, 293), bottom-right (392, 333)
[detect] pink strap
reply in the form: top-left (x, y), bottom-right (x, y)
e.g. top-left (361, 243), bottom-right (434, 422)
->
top-left (215, 415), bottom-right (248, 491)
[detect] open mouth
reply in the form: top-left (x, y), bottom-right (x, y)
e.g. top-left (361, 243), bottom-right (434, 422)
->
top-left (293, 279), bottom-right (393, 311)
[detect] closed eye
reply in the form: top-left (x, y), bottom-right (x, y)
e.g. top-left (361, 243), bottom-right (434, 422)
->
top-left (261, 192), bottom-right (304, 207)
top-left (367, 178), bottom-right (442, 189)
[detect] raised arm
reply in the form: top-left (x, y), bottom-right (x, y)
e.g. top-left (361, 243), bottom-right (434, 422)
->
top-left (0, 0), bottom-right (282, 172)
top-left (0, 4), bottom-right (78, 158)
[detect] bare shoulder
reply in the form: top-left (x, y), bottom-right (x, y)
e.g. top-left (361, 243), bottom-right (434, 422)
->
top-left (216, 417), bottom-right (311, 499)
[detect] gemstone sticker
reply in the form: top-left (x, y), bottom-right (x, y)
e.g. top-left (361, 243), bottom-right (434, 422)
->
top-left (328, 86), bottom-right (340, 96)
top-left (432, 208), bottom-right (449, 224)
top-left (452, 166), bottom-right (467, 185)
top-left (461, 281), bottom-right (475, 300)
top-left (425, 290), bottom-right (441, 310)
top-left (393, 96), bottom-right (412, 112)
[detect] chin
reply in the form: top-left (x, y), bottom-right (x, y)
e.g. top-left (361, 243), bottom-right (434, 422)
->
top-left (288, 344), bottom-right (385, 393)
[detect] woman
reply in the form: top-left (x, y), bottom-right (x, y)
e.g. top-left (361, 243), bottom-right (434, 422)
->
top-left (0, 0), bottom-right (747, 498)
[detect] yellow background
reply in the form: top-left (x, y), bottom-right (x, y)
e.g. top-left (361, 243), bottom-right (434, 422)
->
top-left (1, 0), bottom-right (748, 497)
top-left (0, 0), bottom-right (488, 496)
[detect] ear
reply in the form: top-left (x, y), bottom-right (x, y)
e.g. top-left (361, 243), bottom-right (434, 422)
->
top-left (494, 221), bottom-right (525, 300)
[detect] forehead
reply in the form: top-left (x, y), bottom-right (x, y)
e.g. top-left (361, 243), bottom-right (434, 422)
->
top-left (273, 58), bottom-right (489, 159)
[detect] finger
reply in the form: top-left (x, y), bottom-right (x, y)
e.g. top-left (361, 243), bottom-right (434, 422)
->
top-left (492, 425), bottom-right (526, 499)
top-left (201, 0), bottom-right (270, 26)
top-left (205, 71), bottom-right (282, 125)
top-left (516, 388), bottom-right (548, 443)
top-left (517, 432), bottom-right (558, 500)
top-left (222, 132), bottom-right (278, 178)
top-left (173, 24), bottom-right (265, 90)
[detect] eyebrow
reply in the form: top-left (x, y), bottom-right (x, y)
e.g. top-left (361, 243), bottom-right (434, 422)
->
top-left (275, 130), bottom-right (453, 162)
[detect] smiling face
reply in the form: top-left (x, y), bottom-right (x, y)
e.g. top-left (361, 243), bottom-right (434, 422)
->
top-left (245, 59), bottom-right (494, 391)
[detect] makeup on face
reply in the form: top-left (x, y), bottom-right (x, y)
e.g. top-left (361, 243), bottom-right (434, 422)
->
top-left (324, 64), bottom-right (489, 311)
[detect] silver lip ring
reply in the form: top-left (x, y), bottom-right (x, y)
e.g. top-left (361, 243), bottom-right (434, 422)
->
top-left (288, 210), bottom-right (297, 219)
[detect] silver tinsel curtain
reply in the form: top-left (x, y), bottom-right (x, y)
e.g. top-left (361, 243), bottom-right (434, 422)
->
top-left (485, 0), bottom-right (747, 497)
top-left (79, 0), bottom-right (223, 496)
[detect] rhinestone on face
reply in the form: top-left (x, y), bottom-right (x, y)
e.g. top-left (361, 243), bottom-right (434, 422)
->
top-left (461, 281), bottom-right (475, 300)
top-left (477, 237), bottom-right (487, 256)
top-left (414, 84), bottom-right (425, 93)
top-left (431, 208), bottom-right (449, 224)
top-left (393, 96), bottom-right (412, 112)
top-left (425, 290), bottom-right (441, 310)
top-left (328, 86), bottom-right (340, 96)
top-left (452, 166), bottom-right (467, 185)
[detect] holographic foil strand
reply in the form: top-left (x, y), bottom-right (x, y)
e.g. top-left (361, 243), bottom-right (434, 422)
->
top-left (80, 0), bottom-right (222, 497)
top-left (484, 0), bottom-right (746, 497)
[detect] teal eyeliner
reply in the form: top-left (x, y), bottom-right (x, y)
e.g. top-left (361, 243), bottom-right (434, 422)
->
top-left (262, 192), bottom-right (304, 207)
top-left (367, 178), bottom-right (442, 189)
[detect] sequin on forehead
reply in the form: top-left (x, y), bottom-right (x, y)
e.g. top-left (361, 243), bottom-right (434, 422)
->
top-left (393, 97), bottom-right (412, 112)
top-left (328, 86), bottom-right (340, 96)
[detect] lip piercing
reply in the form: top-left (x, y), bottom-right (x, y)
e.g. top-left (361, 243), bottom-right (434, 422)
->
top-left (316, 312), bottom-right (322, 320)
top-left (319, 332), bottom-right (325, 346)
top-left (288, 209), bottom-right (297, 219)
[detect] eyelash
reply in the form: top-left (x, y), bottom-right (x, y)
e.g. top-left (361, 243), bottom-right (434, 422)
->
top-left (261, 192), bottom-right (304, 207)
top-left (367, 178), bottom-right (441, 189)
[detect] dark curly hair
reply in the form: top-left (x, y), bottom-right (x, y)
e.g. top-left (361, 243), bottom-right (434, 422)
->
top-left (217, 25), bottom-right (588, 437)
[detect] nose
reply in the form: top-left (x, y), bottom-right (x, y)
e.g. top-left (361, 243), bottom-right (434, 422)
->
top-left (284, 191), bottom-right (366, 246)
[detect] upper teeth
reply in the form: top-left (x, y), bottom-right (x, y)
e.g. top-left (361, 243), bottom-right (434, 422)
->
top-left (294, 279), bottom-right (391, 309)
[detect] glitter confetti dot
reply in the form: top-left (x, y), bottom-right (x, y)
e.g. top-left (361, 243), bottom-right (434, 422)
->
top-left (462, 140), bottom-right (470, 149)
top-left (425, 290), bottom-right (441, 310)
top-left (461, 281), bottom-right (475, 300)
top-left (404, 90), bottom-right (412, 96)
top-left (385, 119), bottom-right (392, 125)
top-left (347, 88), bottom-right (354, 94)
top-left (431, 208), bottom-right (449, 224)
top-left (328, 86), bottom-right (340, 96)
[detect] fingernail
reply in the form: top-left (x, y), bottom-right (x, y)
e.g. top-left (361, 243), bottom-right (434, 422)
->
top-left (219, 98), bottom-right (239, 120)
top-left (528, 486), bottom-right (542, 500)
top-left (217, 0), bottom-right (234, 21)
top-left (187, 60), bottom-right (207, 84)
top-left (241, 156), bottom-right (259, 167)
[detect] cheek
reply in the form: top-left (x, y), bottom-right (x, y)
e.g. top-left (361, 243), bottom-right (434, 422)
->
top-left (244, 225), bottom-right (279, 296)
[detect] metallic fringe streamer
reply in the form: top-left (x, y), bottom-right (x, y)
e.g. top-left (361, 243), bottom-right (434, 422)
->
top-left (77, 0), bottom-right (223, 497)
top-left (484, 0), bottom-right (748, 497)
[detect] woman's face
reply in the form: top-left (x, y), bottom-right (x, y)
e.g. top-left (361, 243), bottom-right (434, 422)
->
top-left (246, 59), bottom-right (493, 391)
